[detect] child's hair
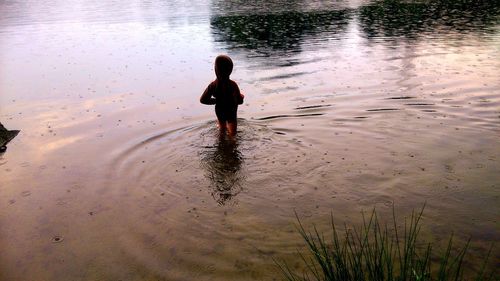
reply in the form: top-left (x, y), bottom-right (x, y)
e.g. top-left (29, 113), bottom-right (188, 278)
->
top-left (215, 55), bottom-right (233, 78)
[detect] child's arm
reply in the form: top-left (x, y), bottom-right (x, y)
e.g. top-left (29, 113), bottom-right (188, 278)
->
top-left (200, 83), bottom-right (216, 105)
top-left (238, 93), bottom-right (244, 105)
top-left (234, 82), bottom-right (244, 105)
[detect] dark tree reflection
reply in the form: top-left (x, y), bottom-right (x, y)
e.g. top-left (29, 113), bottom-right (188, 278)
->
top-left (210, 8), bottom-right (352, 58)
top-left (200, 136), bottom-right (244, 205)
top-left (210, 0), bottom-right (500, 59)
top-left (358, 0), bottom-right (500, 41)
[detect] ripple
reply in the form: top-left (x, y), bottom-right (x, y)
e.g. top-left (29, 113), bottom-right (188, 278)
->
top-left (107, 118), bottom-right (322, 213)
top-left (366, 108), bottom-right (400, 112)
top-left (255, 113), bottom-right (324, 120)
top-left (385, 96), bottom-right (416, 100)
top-left (294, 104), bottom-right (332, 110)
top-left (259, 71), bottom-right (316, 81)
top-left (102, 118), bottom-right (331, 279)
top-left (405, 103), bottom-right (435, 106)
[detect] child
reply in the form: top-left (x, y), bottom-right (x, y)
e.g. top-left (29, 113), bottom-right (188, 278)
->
top-left (200, 55), bottom-right (244, 137)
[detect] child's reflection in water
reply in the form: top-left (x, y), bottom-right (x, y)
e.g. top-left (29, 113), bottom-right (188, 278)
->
top-left (200, 134), bottom-right (244, 205)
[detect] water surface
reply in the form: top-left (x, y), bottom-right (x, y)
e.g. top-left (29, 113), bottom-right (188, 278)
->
top-left (1, 0), bottom-right (499, 280)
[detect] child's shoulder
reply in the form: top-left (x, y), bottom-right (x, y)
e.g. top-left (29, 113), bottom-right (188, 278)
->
top-left (229, 79), bottom-right (240, 88)
top-left (206, 80), bottom-right (218, 89)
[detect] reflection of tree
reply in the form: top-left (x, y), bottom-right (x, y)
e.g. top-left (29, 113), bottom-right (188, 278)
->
top-left (358, 0), bottom-right (500, 40)
top-left (210, 9), bottom-right (351, 57)
top-left (211, 0), bottom-right (500, 59)
top-left (200, 136), bottom-right (244, 205)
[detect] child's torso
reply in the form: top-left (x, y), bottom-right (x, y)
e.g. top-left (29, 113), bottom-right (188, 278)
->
top-left (212, 80), bottom-right (238, 108)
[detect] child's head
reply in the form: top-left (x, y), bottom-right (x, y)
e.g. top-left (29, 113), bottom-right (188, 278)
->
top-left (214, 55), bottom-right (233, 80)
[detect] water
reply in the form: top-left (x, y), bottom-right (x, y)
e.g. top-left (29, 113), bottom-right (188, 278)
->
top-left (1, 0), bottom-right (499, 280)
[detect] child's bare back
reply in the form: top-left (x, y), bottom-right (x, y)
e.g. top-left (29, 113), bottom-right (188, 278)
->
top-left (200, 55), bottom-right (244, 136)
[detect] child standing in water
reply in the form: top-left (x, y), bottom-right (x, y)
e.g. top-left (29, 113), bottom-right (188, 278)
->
top-left (200, 55), bottom-right (244, 137)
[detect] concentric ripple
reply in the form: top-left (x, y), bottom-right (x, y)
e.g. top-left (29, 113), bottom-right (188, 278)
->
top-left (102, 119), bottom-right (331, 279)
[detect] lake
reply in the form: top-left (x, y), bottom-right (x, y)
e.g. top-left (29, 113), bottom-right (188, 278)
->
top-left (1, 0), bottom-right (499, 280)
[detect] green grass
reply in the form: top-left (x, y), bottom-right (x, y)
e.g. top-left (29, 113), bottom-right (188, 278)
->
top-left (277, 205), bottom-right (496, 281)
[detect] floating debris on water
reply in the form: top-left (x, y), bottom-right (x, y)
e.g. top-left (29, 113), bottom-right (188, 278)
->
top-left (52, 236), bottom-right (63, 243)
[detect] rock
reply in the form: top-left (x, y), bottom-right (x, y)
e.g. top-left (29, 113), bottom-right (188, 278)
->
top-left (0, 122), bottom-right (20, 148)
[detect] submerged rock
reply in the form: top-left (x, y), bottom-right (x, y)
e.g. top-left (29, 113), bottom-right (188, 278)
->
top-left (0, 123), bottom-right (20, 152)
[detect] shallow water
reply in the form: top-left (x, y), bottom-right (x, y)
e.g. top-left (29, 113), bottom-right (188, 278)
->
top-left (1, 0), bottom-right (499, 280)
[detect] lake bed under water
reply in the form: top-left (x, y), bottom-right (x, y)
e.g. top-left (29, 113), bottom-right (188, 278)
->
top-left (1, 0), bottom-right (499, 280)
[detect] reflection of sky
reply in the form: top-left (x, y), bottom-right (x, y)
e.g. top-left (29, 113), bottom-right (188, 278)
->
top-left (0, 0), bottom-right (212, 27)
top-left (0, 22), bottom-right (213, 103)
top-left (0, 0), bottom-right (218, 111)
top-left (2, 0), bottom-right (499, 104)
top-left (1, 0), bottom-right (499, 132)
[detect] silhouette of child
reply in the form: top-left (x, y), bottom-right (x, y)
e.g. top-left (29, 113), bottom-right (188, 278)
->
top-left (200, 55), bottom-right (244, 136)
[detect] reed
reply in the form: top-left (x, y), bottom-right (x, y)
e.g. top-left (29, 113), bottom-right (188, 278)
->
top-left (277, 205), bottom-right (496, 281)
